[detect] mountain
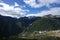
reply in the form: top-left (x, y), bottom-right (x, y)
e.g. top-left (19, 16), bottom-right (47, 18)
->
top-left (28, 17), bottom-right (60, 32)
top-left (0, 14), bottom-right (60, 37)
top-left (18, 16), bottom-right (41, 27)
top-left (0, 15), bottom-right (23, 37)
top-left (0, 15), bottom-right (40, 37)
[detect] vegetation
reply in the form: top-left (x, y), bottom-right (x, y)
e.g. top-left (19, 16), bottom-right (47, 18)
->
top-left (28, 18), bottom-right (60, 32)
top-left (0, 15), bottom-right (60, 40)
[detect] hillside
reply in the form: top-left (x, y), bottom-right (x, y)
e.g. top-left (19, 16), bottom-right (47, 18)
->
top-left (0, 15), bottom-right (23, 37)
top-left (0, 15), bottom-right (39, 37)
top-left (0, 15), bottom-right (60, 39)
top-left (27, 17), bottom-right (60, 32)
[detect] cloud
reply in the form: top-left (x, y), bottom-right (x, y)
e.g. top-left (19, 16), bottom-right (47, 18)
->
top-left (14, 2), bottom-right (19, 6)
top-left (0, 3), bottom-right (14, 10)
top-left (24, 0), bottom-right (60, 8)
top-left (0, 9), bottom-right (23, 18)
top-left (0, 2), bottom-right (29, 18)
top-left (26, 7), bottom-right (60, 17)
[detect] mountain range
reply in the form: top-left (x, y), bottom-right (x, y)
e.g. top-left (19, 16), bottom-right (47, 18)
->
top-left (0, 15), bottom-right (60, 37)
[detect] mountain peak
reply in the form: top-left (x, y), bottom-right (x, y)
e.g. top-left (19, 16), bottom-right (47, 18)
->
top-left (43, 14), bottom-right (60, 18)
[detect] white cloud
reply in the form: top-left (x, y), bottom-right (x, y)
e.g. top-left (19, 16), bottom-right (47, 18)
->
top-left (24, 0), bottom-right (60, 8)
top-left (0, 9), bottom-right (23, 18)
top-left (0, 3), bottom-right (14, 10)
top-left (0, 2), bottom-right (29, 18)
top-left (15, 2), bottom-right (19, 6)
top-left (26, 7), bottom-right (60, 17)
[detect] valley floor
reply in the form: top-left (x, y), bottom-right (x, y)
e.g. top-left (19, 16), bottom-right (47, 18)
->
top-left (1, 30), bottom-right (60, 40)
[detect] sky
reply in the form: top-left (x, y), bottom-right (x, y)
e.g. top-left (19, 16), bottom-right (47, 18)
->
top-left (0, 0), bottom-right (60, 18)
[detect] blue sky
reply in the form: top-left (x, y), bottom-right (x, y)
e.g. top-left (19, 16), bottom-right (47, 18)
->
top-left (0, 0), bottom-right (60, 18)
